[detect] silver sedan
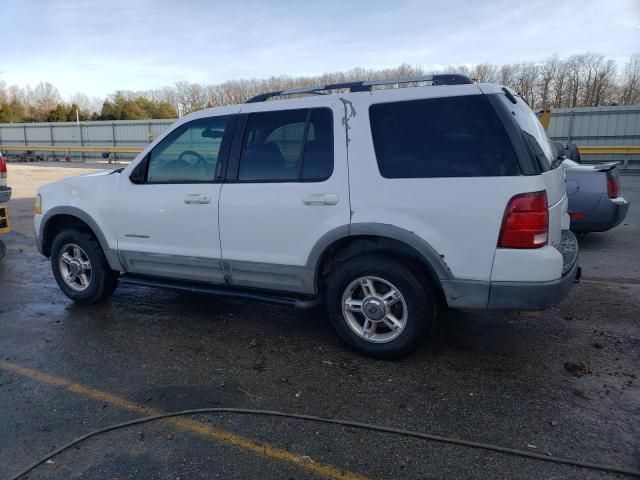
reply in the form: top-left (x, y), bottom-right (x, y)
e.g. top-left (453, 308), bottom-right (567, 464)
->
top-left (564, 159), bottom-right (630, 233)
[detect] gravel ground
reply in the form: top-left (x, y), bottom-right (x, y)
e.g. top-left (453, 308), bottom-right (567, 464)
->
top-left (0, 163), bottom-right (638, 479)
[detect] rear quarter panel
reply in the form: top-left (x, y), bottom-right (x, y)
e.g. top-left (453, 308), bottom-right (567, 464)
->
top-left (543, 168), bottom-right (570, 247)
top-left (347, 87), bottom-right (556, 282)
top-left (565, 168), bottom-right (607, 213)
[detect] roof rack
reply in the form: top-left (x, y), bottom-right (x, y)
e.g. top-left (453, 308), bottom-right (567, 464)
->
top-left (245, 74), bottom-right (473, 103)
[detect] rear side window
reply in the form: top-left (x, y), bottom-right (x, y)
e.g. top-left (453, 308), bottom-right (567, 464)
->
top-left (369, 95), bottom-right (520, 178)
top-left (302, 109), bottom-right (334, 181)
top-left (238, 108), bottom-right (333, 182)
top-left (497, 94), bottom-right (555, 171)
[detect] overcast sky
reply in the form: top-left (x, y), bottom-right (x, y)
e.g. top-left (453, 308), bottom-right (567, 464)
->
top-left (1, 0), bottom-right (638, 99)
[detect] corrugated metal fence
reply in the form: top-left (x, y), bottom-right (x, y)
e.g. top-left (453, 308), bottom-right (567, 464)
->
top-left (547, 105), bottom-right (640, 166)
top-left (0, 119), bottom-right (174, 161)
top-left (1, 104), bottom-right (639, 164)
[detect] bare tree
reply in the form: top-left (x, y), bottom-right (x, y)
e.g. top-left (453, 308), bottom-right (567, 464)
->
top-left (69, 92), bottom-right (103, 114)
top-left (174, 81), bottom-right (208, 115)
top-left (550, 58), bottom-right (570, 107)
top-left (497, 64), bottom-right (518, 88)
top-left (3, 52), bottom-right (640, 123)
top-left (0, 80), bottom-right (7, 103)
top-left (592, 58), bottom-right (616, 106)
top-left (578, 53), bottom-right (615, 106)
top-left (470, 62), bottom-right (498, 83)
top-left (566, 54), bottom-right (587, 108)
top-left (538, 55), bottom-right (559, 109)
top-left (619, 53), bottom-right (640, 105)
top-left (512, 63), bottom-right (539, 106)
top-left (31, 82), bottom-right (61, 120)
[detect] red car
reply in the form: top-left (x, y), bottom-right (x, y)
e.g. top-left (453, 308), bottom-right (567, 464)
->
top-left (0, 152), bottom-right (10, 260)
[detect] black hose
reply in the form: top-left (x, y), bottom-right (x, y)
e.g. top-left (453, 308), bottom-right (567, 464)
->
top-left (10, 407), bottom-right (640, 480)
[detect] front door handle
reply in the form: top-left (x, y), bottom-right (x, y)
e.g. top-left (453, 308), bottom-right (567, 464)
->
top-left (184, 193), bottom-right (211, 204)
top-left (303, 193), bottom-right (339, 206)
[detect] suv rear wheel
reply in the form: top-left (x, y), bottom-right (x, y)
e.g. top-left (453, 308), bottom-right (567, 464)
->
top-left (326, 255), bottom-right (437, 359)
top-left (51, 228), bottom-right (118, 304)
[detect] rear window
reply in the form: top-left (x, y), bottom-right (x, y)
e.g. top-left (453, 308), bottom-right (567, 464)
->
top-left (369, 95), bottom-right (520, 178)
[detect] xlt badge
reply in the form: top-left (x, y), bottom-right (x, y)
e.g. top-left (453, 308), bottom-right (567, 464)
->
top-left (124, 233), bottom-right (150, 239)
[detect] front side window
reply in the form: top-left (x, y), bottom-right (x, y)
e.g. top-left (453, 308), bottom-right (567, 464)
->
top-left (369, 95), bottom-right (520, 178)
top-left (146, 115), bottom-right (233, 182)
top-left (238, 108), bottom-right (333, 182)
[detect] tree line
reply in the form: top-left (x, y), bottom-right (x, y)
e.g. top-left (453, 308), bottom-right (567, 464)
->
top-left (1, 51), bottom-right (638, 123)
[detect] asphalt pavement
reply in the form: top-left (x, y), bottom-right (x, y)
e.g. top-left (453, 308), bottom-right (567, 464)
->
top-left (0, 164), bottom-right (638, 479)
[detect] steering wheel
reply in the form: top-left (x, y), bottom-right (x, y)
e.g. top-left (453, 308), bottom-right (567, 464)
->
top-left (178, 150), bottom-right (207, 165)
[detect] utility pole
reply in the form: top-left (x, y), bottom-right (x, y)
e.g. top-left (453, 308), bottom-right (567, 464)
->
top-left (77, 108), bottom-right (84, 162)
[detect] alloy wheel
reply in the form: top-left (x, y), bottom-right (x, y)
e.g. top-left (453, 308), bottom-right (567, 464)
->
top-left (341, 276), bottom-right (408, 343)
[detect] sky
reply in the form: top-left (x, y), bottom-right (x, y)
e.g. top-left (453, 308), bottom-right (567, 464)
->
top-left (1, 0), bottom-right (639, 99)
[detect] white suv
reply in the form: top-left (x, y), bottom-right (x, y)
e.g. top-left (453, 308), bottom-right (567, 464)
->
top-left (34, 75), bottom-right (579, 358)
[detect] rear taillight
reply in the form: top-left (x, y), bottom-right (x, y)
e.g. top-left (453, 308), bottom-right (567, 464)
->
top-left (606, 176), bottom-right (619, 199)
top-left (0, 155), bottom-right (6, 179)
top-left (498, 191), bottom-right (549, 249)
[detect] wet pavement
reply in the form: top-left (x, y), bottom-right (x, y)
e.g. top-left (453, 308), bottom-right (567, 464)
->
top-left (0, 164), bottom-right (638, 479)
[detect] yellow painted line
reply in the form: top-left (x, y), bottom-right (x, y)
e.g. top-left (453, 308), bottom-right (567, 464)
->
top-left (0, 144), bottom-right (144, 154)
top-left (0, 361), bottom-right (367, 480)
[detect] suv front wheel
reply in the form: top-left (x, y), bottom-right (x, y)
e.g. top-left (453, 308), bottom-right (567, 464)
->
top-left (326, 255), bottom-right (437, 359)
top-left (51, 228), bottom-right (118, 304)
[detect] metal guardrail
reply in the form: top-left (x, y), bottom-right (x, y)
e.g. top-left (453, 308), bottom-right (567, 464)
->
top-left (0, 119), bottom-right (173, 162)
top-left (2, 107), bottom-right (639, 165)
top-left (576, 146), bottom-right (640, 155)
top-left (547, 106), bottom-right (640, 166)
top-left (0, 144), bottom-right (144, 154)
top-left (1, 143), bottom-right (640, 162)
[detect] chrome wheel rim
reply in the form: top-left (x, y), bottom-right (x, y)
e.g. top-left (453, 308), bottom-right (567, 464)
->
top-left (58, 243), bottom-right (92, 292)
top-left (342, 276), bottom-right (408, 343)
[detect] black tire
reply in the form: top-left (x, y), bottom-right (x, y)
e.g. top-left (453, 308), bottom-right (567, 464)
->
top-left (0, 239), bottom-right (5, 261)
top-left (326, 255), bottom-right (437, 359)
top-left (51, 228), bottom-right (118, 304)
top-left (567, 143), bottom-right (581, 163)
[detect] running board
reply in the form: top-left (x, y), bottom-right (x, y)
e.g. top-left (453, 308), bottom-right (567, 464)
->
top-left (119, 274), bottom-right (322, 309)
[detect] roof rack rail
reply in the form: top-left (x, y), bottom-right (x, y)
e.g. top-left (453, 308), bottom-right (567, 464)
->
top-left (245, 74), bottom-right (473, 103)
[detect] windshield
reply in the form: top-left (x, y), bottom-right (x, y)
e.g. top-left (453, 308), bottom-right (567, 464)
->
top-left (499, 94), bottom-right (556, 170)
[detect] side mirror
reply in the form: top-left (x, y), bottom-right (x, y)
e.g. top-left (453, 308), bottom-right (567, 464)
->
top-left (129, 159), bottom-right (146, 184)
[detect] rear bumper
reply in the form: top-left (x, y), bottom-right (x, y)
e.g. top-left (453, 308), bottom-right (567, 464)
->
top-left (443, 231), bottom-right (580, 310)
top-left (570, 196), bottom-right (629, 233)
top-left (487, 230), bottom-right (579, 309)
top-left (0, 186), bottom-right (11, 204)
top-left (487, 259), bottom-right (579, 309)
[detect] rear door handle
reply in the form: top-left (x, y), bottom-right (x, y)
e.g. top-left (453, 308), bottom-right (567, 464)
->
top-left (303, 193), bottom-right (339, 206)
top-left (184, 193), bottom-right (211, 204)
